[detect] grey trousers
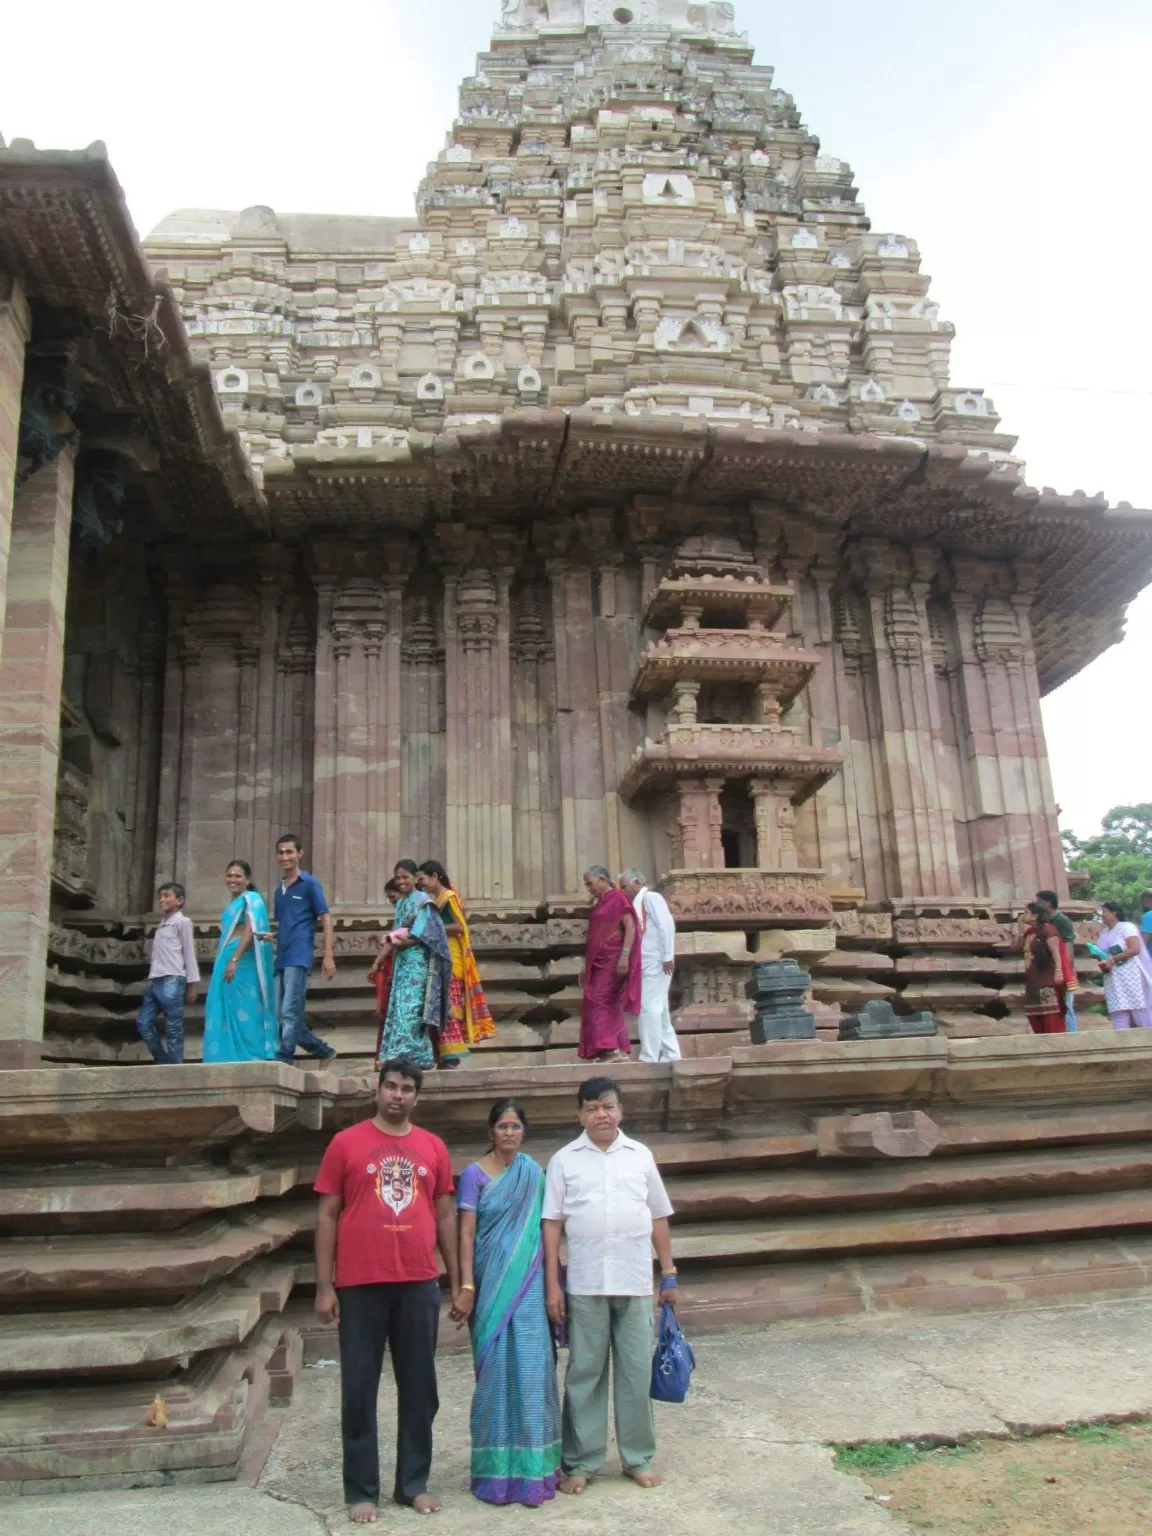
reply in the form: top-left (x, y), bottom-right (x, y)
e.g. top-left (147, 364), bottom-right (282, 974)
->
top-left (562, 1294), bottom-right (656, 1476)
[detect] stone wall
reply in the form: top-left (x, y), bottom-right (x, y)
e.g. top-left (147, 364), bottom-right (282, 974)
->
top-left (57, 524), bottom-right (1066, 916)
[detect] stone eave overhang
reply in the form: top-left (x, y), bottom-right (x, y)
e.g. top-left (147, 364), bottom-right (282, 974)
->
top-left (629, 638), bottom-right (821, 703)
top-left (620, 743), bottom-right (843, 803)
top-left (644, 578), bottom-right (794, 630)
top-left (263, 407), bottom-right (1152, 692)
top-left (0, 142), bottom-right (267, 538)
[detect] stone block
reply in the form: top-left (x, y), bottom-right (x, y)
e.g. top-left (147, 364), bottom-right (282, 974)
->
top-left (753, 928), bottom-right (838, 963)
top-left (839, 1001), bottom-right (939, 1041)
top-left (817, 1110), bottom-right (942, 1160)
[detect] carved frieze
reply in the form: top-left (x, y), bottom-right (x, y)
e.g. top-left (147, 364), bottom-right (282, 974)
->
top-left (662, 868), bottom-right (835, 927)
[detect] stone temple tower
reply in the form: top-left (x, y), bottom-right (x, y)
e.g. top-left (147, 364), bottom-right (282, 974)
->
top-left (4, 0), bottom-right (1146, 1065)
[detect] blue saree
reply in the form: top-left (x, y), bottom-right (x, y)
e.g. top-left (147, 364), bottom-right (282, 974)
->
top-left (377, 890), bottom-right (451, 1070)
top-left (203, 891), bottom-right (279, 1063)
top-left (464, 1153), bottom-right (561, 1507)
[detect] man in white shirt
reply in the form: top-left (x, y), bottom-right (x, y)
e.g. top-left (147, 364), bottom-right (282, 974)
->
top-left (618, 870), bottom-right (682, 1064)
top-left (543, 1077), bottom-right (678, 1495)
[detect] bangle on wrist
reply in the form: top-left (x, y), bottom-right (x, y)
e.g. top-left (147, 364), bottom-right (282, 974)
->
top-left (460, 1283), bottom-right (475, 1292)
top-left (660, 1275), bottom-right (679, 1289)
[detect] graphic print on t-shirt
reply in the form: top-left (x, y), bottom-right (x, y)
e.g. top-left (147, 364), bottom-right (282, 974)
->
top-left (369, 1151), bottom-right (430, 1219)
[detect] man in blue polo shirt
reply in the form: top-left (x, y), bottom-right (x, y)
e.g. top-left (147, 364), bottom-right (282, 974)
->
top-left (273, 834), bottom-right (337, 1065)
top-left (1141, 891), bottom-right (1152, 953)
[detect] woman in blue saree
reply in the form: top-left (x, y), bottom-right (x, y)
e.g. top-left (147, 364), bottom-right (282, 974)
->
top-left (203, 861), bottom-right (279, 1063)
top-left (371, 859), bottom-right (450, 1070)
top-left (453, 1099), bottom-right (561, 1507)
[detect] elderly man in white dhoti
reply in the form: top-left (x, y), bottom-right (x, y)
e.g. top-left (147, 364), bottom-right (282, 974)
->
top-left (617, 870), bottom-right (682, 1063)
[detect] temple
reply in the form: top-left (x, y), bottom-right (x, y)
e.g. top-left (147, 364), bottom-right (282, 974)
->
top-left (2, 0), bottom-right (1152, 1491)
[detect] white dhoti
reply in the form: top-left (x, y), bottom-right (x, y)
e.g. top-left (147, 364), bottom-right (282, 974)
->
top-left (630, 965), bottom-right (681, 1063)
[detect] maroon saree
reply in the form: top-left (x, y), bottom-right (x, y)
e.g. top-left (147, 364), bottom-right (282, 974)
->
top-left (579, 887), bottom-right (642, 1059)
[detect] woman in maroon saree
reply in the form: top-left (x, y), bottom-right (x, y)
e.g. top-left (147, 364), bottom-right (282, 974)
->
top-left (579, 866), bottom-right (641, 1061)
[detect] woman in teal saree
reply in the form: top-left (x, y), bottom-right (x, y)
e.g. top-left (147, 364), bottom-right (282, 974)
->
top-left (203, 861), bottom-right (279, 1063)
top-left (453, 1099), bottom-right (562, 1507)
top-left (374, 859), bottom-right (451, 1070)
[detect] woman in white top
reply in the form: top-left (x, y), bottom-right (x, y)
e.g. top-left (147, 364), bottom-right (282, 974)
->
top-left (1098, 901), bottom-right (1152, 1029)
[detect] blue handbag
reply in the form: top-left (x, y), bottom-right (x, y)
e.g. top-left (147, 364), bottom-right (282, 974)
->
top-left (650, 1303), bottom-right (695, 1404)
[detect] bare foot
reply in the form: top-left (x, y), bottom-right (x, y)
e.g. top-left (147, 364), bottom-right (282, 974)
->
top-left (560, 1475), bottom-right (589, 1496)
top-left (411, 1493), bottom-right (441, 1515)
top-left (348, 1503), bottom-right (378, 1524)
top-left (626, 1469), bottom-right (663, 1489)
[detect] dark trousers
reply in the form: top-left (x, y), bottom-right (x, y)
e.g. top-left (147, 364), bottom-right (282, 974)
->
top-left (337, 1280), bottom-right (441, 1507)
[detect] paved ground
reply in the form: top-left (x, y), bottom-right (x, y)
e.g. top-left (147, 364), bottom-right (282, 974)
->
top-left (6, 1296), bottom-right (1152, 1535)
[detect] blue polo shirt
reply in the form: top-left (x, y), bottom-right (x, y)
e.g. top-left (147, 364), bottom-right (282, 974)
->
top-left (1142, 910), bottom-right (1152, 943)
top-left (274, 872), bottom-right (329, 972)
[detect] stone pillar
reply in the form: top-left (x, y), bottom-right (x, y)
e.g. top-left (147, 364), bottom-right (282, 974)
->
top-left (947, 561), bottom-right (1066, 900)
top-left (548, 558), bottom-right (607, 893)
top-left (0, 447), bottom-right (75, 1067)
top-left (271, 605), bottom-right (315, 884)
top-left (444, 558), bottom-right (515, 900)
top-left (0, 277), bottom-right (31, 670)
top-left (315, 544), bottom-right (409, 909)
top-left (309, 570), bottom-right (339, 885)
top-left (401, 594), bottom-right (446, 863)
top-left (155, 586), bottom-right (262, 896)
top-left (512, 582), bottom-right (561, 901)
top-left (125, 614), bottom-right (164, 913)
top-left (751, 777), bottom-right (799, 870)
top-left (676, 778), bottom-right (725, 869)
top-left (857, 539), bottom-right (962, 898)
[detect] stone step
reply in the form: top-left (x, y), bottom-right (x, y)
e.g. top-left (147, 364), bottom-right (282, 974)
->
top-left (814, 951), bottom-right (895, 975)
top-left (675, 1230), bottom-right (1152, 1329)
top-left (811, 979), bottom-right (898, 1007)
top-left (0, 1255), bottom-right (305, 1376)
top-left (0, 1161), bottom-right (305, 1223)
top-left (937, 1014), bottom-right (1029, 1038)
top-left (669, 1186), bottom-right (1152, 1265)
top-left (896, 980), bottom-right (1002, 1009)
top-left (0, 1317), bottom-right (298, 1486)
top-left (0, 1201), bottom-right (313, 1297)
top-left (663, 1144), bottom-right (1152, 1219)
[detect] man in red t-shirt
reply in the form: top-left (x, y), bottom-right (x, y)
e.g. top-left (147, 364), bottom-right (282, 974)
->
top-left (314, 1057), bottom-right (460, 1522)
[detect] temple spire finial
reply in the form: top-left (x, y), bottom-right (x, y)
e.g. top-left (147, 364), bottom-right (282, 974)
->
top-left (498, 1), bottom-right (743, 39)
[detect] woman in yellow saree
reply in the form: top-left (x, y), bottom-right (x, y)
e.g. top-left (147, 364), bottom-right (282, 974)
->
top-left (418, 861), bottom-right (496, 1066)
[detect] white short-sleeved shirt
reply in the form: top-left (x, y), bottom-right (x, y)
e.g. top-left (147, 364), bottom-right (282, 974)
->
top-left (542, 1130), bottom-right (674, 1297)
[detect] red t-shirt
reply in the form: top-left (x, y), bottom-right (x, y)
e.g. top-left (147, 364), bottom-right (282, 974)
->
top-left (313, 1120), bottom-right (454, 1288)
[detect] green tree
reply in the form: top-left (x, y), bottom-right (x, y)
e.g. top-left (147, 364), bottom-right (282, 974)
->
top-left (1063, 804), bottom-right (1152, 915)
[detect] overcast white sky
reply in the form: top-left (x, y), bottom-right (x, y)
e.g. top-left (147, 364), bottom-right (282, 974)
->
top-left (3, 1), bottom-right (1149, 836)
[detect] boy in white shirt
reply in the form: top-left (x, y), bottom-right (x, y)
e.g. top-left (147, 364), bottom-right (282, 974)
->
top-left (543, 1077), bottom-right (678, 1494)
top-left (137, 882), bottom-right (200, 1064)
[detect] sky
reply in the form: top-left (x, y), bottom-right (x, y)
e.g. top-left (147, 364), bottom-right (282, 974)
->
top-left (2, 0), bottom-right (1149, 837)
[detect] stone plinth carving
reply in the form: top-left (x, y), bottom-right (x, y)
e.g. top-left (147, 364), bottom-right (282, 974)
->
top-left (747, 959), bottom-right (817, 1041)
top-left (664, 869), bottom-right (834, 927)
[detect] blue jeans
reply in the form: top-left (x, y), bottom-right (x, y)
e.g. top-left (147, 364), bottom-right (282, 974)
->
top-left (277, 965), bottom-right (334, 1062)
top-left (137, 976), bottom-right (187, 1064)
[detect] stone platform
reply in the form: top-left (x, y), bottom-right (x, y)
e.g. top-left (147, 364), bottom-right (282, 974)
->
top-left (5, 1034), bottom-right (1152, 1488)
top-left (42, 899), bottom-right (1107, 1067)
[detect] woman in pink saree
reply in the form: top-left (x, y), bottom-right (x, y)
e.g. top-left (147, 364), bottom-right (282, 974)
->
top-left (579, 866), bottom-right (641, 1061)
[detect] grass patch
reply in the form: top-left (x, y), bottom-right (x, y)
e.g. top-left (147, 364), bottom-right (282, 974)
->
top-left (1063, 1422), bottom-right (1130, 1444)
top-left (832, 1420), bottom-right (1152, 1536)
top-left (834, 1441), bottom-right (923, 1475)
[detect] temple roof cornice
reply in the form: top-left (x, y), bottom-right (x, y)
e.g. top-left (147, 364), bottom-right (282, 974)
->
top-left (0, 143), bottom-right (266, 539)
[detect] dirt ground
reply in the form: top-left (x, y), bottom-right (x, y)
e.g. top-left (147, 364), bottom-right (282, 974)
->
top-left (841, 1421), bottom-right (1152, 1536)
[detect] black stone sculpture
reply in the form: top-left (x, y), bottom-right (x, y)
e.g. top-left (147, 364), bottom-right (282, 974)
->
top-left (838, 1000), bottom-right (939, 1041)
top-left (747, 959), bottom-right (817, 1042)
